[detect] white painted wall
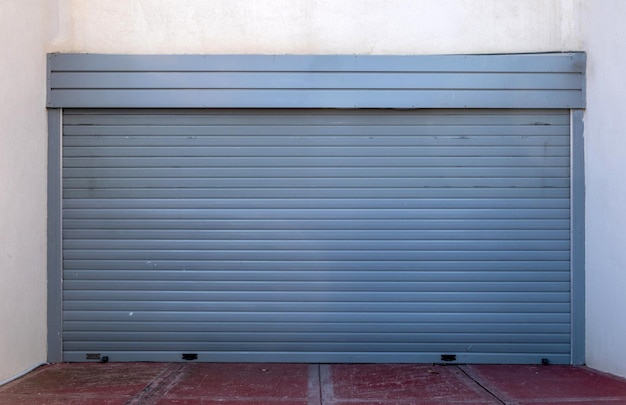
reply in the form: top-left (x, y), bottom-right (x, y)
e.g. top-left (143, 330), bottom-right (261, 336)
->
top-left (581, 0), bottom-right (626, 378)
top-left (51, 0), bottom-right (583, 54)
top-left (0, 0), bottom-right (53, 383)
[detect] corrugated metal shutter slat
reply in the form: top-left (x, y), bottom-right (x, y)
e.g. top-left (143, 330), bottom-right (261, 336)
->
top-left (62, 109), bottom-right (571, 363)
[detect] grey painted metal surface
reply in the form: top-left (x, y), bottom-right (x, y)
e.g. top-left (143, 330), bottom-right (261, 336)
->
top-left (61, 109), bottom-right (572, 363)
top-left (47, 53), bottom-right (585, 109)
top-left (570, 110), bottom-right (585, 365)
top-left (47, 109), bottom-right (63, 363)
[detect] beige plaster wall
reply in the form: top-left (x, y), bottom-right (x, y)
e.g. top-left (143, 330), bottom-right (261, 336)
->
top-left (0, 0), bottom-right (53, 382)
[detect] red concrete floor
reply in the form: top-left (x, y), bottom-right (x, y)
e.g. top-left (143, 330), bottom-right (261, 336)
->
top-left (2, 363), bottom-right (626, 405)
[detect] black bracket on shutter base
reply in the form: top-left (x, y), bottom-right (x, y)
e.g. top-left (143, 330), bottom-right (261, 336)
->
top-left (182, 353), bottom-right (198, 361)
top-left (440, 354), bottom-right (457, 362)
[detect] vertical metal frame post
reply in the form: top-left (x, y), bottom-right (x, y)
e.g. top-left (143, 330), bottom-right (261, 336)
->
top-left (570, 109), bottom-right (586, 365)
top-left (47, 108), bottom-right (63, 362)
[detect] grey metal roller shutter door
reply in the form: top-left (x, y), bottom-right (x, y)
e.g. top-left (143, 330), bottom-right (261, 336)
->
top-left (62, 108), bottom-right (571, 364)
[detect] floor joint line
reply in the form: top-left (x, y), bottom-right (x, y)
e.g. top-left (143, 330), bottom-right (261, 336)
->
top-left (457, 365), bottom-right (506, 405)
